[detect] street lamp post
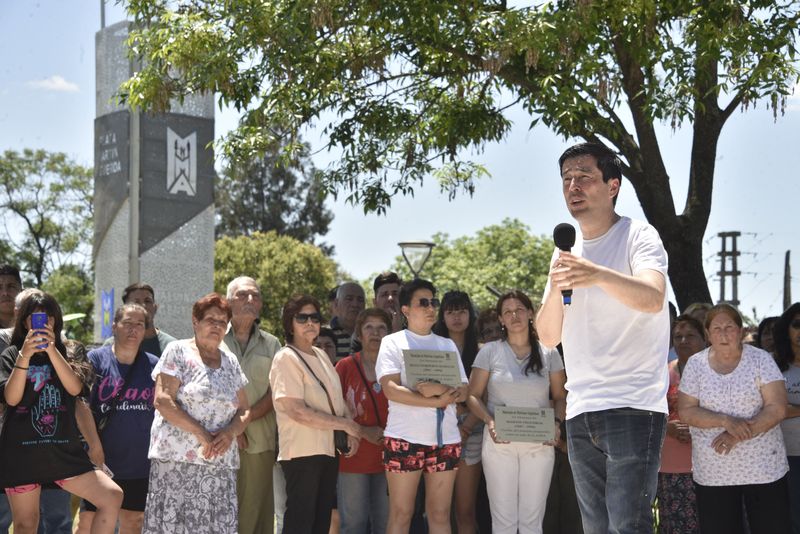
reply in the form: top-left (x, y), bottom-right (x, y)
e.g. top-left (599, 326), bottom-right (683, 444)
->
top-left (398, 241), bottom-right (435, 279)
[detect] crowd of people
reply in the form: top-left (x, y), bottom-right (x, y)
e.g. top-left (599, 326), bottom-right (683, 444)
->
top-left (0, 142), bottom-right (796, 534)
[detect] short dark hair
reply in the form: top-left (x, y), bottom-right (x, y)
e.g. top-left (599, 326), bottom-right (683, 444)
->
top-left (192, 293), bottom-right (232, 322)
top-left (476, 308), bottom-right (500, 340)
top-left (355, 308), bottom-right (393, 338)
top-left (398, 279), bottom-right (436, 307)
top-left (0, 264), bottom-right (22, 286)
top-left (672, 314), bottom-right (706, 342)
top-left (558, 142), bottom-right (622, 183)
top-left (373, 271), bottom-right (402, 294)
top-left (122, 283), bottom-right (155, 303)
top-left (113, 303), bottom-right (152, 330)
top-left (282, 294), bottom-right (322, 343)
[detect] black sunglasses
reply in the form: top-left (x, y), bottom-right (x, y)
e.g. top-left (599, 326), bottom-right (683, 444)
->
top-left (295, 312), bottom-right (322, 324)
top-left (416, 298), bottom-right (440, 309)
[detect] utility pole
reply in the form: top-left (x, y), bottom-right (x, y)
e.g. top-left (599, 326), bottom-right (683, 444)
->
top-left (785, 250), bottom-right (792, 311)
top-left (717, 231), bottom-right (741, 306)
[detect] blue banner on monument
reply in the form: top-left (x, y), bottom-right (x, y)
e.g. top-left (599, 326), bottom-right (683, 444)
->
top-left (100, 289), bottom-right (114, 339)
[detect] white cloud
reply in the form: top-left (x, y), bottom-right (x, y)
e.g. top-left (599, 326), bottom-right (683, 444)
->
top-left (26, 75), bottom-right (79, 92)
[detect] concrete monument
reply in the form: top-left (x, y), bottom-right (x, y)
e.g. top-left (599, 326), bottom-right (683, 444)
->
top-left (94, 20), bottom-right (215, 340)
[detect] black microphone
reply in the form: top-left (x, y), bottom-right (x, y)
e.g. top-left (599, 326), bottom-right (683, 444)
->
top-left (553, 223), bottom-right (576, 305)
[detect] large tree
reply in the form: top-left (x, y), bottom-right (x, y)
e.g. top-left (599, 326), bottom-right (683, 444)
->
top-left (387, 218), bottom-right (553, 310)
top-left (216, 136), bottom-right (334, 253)
top-left (0, 149), bottom-right (95, 342)
top-left (0, 149), bottom-right (93, 287)
top-left (122, 1), bottom-right (800, 309)
top-left (214, 231), bottom-right (338, 337)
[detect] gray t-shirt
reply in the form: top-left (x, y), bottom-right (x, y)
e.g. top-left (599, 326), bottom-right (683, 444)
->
top-left (472, 340), bottom-right (564, 415)
top-left (781, 365), bottom-right (800, 456)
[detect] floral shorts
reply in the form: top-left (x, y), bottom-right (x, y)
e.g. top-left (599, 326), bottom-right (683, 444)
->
top-left (383, 437), bottom-right (461, 473)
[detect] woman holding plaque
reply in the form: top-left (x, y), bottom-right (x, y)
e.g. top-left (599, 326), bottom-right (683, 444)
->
top-left (467, 290), bottom-right (567, 534)
top-left (376, 279), bottom-right (469, 534)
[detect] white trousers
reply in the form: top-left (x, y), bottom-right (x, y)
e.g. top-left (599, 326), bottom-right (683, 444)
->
top-left (481, 428), bottom-right (555, 534)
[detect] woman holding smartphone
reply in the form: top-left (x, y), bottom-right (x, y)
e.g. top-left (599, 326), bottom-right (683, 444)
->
top-left (0, 292), bottom-right (122, 534)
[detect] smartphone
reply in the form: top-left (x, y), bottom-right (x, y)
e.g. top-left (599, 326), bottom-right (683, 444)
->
top-left (31, 312), bottom-right (48, 349)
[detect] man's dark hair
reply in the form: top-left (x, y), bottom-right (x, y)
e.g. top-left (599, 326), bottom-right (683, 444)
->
top-left (122, 283), bottom-right (155, 303)
top-left (373, 271), bottom-right (402, 294)
top-left (558, 143), bottom-right (622, 206)
top-left (558, 142), bottom-right (622, 183)
top-left (398, 279), bottom-right (436, 307)
top-left (0, 265), bottom-right (22, 286)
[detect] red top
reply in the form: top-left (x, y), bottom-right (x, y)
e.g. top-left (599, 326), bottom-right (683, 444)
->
top-left (335, 353), bottom-right (389, 474)
top-left (659, 359), bottom-right (692, 474)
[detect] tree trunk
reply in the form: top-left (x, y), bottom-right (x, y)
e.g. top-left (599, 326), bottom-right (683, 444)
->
top-left (662, 225), bottom-right (712, 310)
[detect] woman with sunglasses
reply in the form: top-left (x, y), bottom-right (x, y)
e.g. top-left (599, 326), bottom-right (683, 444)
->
top-left (773, 302), bottom-right (800, 534)
top-left (270, 294), bottom-right (361, 534)
top-left (143, 293), bottom-right (250, 534)
top-left (376, 279), bottom-right (469, 534)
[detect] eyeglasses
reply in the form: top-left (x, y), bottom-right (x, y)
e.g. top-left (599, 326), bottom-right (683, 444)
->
top-left (790, 320), bottom-right (800, 329)
top-left (415, 298), bottom-right (440, 309)
top-left (295, 312), bottom-right (322, 324)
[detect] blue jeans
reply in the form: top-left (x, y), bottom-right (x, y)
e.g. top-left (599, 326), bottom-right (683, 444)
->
top-left (38, 488), bottom-right (73, 534)
top-left (566, 408), bottom-right (666, 534)
top-left (336, 472), bottom-right (388, 534)
top-left (0, 494), bottom-right (11, 531)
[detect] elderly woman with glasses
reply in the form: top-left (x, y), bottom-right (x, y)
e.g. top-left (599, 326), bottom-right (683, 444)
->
top-left (143, 293), bottom-right (250, 534)
top-left (376, 279), bottom-right (469, 534)
top-left (270, 294), bottom-right (361, 534)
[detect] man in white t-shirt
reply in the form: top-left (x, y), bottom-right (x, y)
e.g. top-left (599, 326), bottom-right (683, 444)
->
top-left (536, 142), bottom-right (670, 534)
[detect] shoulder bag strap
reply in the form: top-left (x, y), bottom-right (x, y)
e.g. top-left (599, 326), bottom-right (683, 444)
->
top-left (351, 353), bottom-right (383, 428)
top-left (286, 345), bottom-right (338, 417)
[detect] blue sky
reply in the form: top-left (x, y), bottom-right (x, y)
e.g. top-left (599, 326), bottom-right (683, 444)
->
top-left (1, 1), bottom-right (798, 318)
